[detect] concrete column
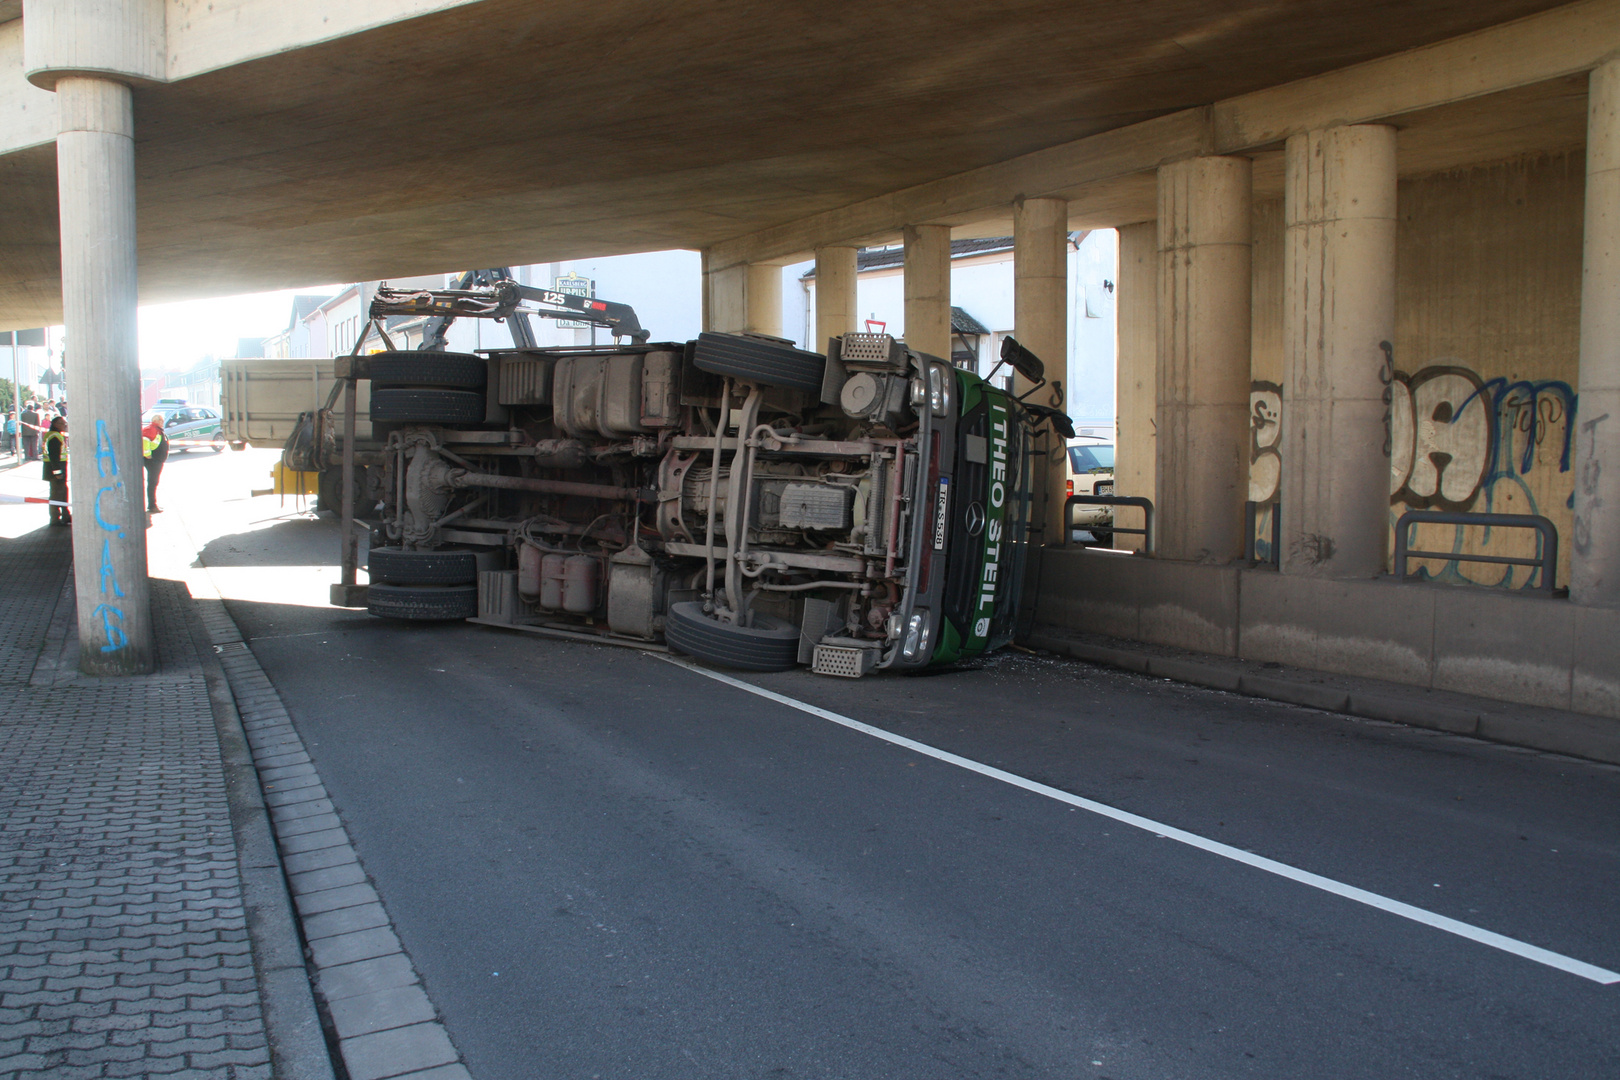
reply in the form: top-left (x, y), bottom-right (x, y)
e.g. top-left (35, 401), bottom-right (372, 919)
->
top-left (1115, 221), bottom-right (1158, 552)
top-left (903, 225), bottom-right (951, 359)
top-left (1014, 197), bottom-right (1069, 541)
top-left (57, 77), bottom-right (153, 674)
top-left (814, 246), bottom-right (858, 355)
top-left (1574, 59), bottom-right (1620, 604)
top-left (745, 263), bottom-right (782, 337)
top-left (1156, 156), bottom-right (1252, 563)
top-left (703, 257), bottom-right (746, 333)
top-left (1281, 125), bottom-right (1397, 578)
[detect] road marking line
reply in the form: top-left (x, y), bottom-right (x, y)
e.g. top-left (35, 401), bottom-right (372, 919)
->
top-left (662, 655), bottom-right (1620, 986)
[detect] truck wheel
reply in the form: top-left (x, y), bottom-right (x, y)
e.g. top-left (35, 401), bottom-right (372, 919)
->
top-left (366, 583), bottom-right (478, 621)
top-left (369, 352), bottom-right (488, 390)
top-left (369, 388), bottom-right (485, 424)
top-left (664, 601), bottom-right (801, 672)
top-left (693, 333), bottom-right (826, 393)
top-left (367, 546), bottom-right (477, 586)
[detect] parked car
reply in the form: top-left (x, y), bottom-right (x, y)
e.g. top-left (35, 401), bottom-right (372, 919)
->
top-left (149, 401), bottom-right (227, 453)
top-left (1065, 435), bottom-right (1115, 546)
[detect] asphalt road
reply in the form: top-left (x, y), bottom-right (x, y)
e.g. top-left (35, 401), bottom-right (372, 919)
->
top-left (154, 452), bottom-right (1620, 1080)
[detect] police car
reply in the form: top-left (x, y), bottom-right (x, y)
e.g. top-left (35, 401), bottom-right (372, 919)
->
top-left (148, 399), bottom-right (226, 453)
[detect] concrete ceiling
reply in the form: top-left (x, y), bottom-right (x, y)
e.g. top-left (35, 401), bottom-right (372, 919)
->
top-left (0, 0), bottom-right (1584, 328)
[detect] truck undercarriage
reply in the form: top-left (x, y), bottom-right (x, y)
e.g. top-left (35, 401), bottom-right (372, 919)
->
top-left (301, 274), bottom-right (1063, 676)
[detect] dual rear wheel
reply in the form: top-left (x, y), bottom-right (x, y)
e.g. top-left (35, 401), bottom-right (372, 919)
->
top-left (366, 546), bottom-right (478, 620)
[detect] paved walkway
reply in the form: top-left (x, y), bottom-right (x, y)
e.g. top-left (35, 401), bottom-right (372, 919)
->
top-left (0, 527), bottom-right (323, 1080)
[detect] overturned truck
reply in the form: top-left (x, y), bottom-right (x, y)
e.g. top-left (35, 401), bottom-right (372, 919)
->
top-left (305, 274), bottom-right (1068, 676)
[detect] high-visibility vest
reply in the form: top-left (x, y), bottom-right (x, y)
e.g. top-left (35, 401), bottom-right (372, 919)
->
top-left (42, 431), bottom-right (66, 480)
top-left (143, 430), bottom-right (166, 458)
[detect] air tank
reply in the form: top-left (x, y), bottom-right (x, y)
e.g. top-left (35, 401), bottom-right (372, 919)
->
top-left (518, 544), bottom-right (543, 599)
top-left (563, 554), bottom-right (599, 614)
top-left (539, 553), bottom-right (568, 610)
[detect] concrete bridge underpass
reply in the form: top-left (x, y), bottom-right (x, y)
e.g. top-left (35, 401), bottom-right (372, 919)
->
top-left (0, 0), bottom-right (1616, 758)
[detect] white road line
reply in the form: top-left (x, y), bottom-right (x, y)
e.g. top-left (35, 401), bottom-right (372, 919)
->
top-left (661, 655), bottom-right (1620, 986)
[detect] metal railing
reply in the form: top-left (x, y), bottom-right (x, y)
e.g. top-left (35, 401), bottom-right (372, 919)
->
top-left (1063, 495), bottom-right (1154, 553)
top-left (1392, 510), bottom-right (1560, 594)
top-left (1245, 500), bottom-right (1280, 568)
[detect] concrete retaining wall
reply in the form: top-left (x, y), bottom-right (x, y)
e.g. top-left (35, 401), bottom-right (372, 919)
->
top-left (1036, 547), bottom-right (1620, 720)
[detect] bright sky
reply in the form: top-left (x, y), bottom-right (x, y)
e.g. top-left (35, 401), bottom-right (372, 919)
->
top-left (134, 285), bottom-right (340, 372)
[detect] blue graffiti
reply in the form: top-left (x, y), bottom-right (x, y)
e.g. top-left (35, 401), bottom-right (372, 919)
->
top-left (1462, 376), bottom-right (1578, 487)
top-left (94, 419), bottom-right (119, 479)
top-left (89, 420), bottom-right (130, 653)
top-left (99, 538), bottom-right (125, 599)
top-left (1404, 375), bottom-right (1575, 590)
top-left (94, 481), bottom-right (126, 538)
top-left (92, 603), bottom-right (128, 654)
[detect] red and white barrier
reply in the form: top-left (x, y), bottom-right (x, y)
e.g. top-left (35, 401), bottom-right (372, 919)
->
top-left (0, 493), bottom-right (70, 508)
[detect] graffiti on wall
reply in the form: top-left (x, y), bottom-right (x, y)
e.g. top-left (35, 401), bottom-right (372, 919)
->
top-left (1245, 354), bottom-right (1578, 586)
top-left (1385, 354), bottom-right (1576, 588)
top-left (1249, 381), bottom-right (1282, 504)
top-left (1387, 364), bottom-right (1575, 512)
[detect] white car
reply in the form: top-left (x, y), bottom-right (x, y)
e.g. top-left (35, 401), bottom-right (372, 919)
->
top-left (1065, 436), bottom-right (1115, 545)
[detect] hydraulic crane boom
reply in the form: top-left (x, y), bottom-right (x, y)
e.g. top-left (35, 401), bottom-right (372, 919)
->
top-left (370, 268), bottom-right (651, 349)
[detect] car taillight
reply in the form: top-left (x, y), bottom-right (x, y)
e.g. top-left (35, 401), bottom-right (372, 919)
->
top-left (1066, 479), bottom-right (1074, 496)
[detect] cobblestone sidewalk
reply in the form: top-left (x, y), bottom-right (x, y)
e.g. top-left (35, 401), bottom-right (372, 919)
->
top-left (0, 527), bottom-right (309, 1079)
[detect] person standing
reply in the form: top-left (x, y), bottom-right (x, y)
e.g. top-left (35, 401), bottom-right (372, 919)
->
top-left (142, 412), bottom-right (169, 513)
top-left (4, 410), bottom-right (16, 459)
top-left (42, 416), bottom-right (69, 526)
top-left (20, 400), bottom-right (39, 460)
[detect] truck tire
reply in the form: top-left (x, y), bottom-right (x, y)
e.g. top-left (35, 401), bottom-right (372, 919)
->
top-left (316, 468), bottom-right (340, 515)
top-left (664, 601), bottom-right (801, 672)
top-left (693, 333), bottom-right (825, 393)
top-left (367, 546), bottom-right (477, 586)
top-left (369, 388), bottom-right (485, 424)
top-left (366, 583), bottom-right (478, 621)
top-left (369, 352), bottom-right (488, 390)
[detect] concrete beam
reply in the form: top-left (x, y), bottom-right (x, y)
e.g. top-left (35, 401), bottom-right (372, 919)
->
top-left (709, 0), bottom-right (1620, 268)
top-left (1212, 0), bottom-right (1620, 151)
top-left (0, 20), bottom-right (57, 153)
top-left (705, 110), bottom-right (1213, 271)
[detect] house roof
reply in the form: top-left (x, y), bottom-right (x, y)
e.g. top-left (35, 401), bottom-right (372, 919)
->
top-left (951, 307), bottom-right (989, 335)
top-left (287, 294), bottom-right (334, 330)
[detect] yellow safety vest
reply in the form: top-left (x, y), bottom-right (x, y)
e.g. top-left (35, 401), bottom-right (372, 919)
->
top-left (42, 430), bottom-right (66, 480)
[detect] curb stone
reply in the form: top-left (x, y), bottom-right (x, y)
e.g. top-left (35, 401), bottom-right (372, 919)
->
top-left (192, 595), bottom-right (473, 1080)
top-left (182, 587), bottom-right (336, 1080)
top-left (1025, 625), bottom-right (1620, 767)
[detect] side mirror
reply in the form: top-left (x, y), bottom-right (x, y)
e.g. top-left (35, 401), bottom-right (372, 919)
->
top-left (1023, 403), bottom-right (1075, 439)
top-left (1000, 336), bottom-right (1045, 384)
